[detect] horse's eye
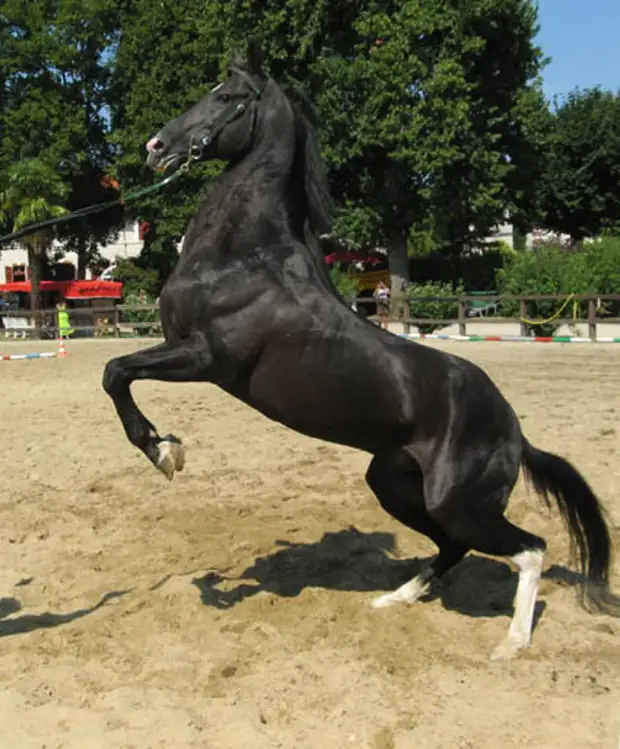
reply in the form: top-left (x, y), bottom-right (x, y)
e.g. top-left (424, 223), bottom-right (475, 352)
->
top-left (219, 93), bottom-right (231, 104)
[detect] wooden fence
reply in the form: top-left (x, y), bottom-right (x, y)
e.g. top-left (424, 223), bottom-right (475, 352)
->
top-left (0, 304), bottom-right (161, 339)
top-left (354, 292), bottom-right (620, 340)
top-left (2, 293), bottom-right (620, 341)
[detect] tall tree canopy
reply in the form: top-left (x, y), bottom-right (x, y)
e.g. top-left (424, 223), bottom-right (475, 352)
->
top-left (107, 0), bottom-right (228, 280)
top-left (108, 0), bottom-right (549, 297)
top-left (12, 1), bottom-right (613, 302)
top-left (536, 87), bottom-right (620, 242)
top-left (0, 158), bottom-right (68, 316)
top-left (0, 0), bottom-right (124, 277)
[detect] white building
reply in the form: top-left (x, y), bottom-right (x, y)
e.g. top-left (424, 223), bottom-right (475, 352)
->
top-left (1, 221), bottom-right (150, 283)
top-left (1, 217), bottom-right (565, 285)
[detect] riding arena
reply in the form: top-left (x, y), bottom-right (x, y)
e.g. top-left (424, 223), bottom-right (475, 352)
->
top-left (1, 41), bottom-right (618, 749)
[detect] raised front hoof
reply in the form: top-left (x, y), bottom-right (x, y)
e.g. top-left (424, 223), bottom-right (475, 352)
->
top-left (489, 635), bottom-right (528, 662)
top-left (156, 435), bottom-right (185, 480)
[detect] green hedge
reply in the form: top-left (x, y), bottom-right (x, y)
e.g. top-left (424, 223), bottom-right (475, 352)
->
top-left (124, 291), bottom-right (159, 336)
top-left (406, 281), bottom-right (464, 334)
top-left (495, 237), bottom-right (620, 336)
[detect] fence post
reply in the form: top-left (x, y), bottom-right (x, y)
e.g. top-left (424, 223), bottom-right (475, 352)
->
top-left (114, 306), bottom-right (120, 338)
top-left (519, 299), bottom-right (528, 337)
top-left (457, 299), bottom-right (466, 336)
top-left (587, 298), bottom-right (597, 342)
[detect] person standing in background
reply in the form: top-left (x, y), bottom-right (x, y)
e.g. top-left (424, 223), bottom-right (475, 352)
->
top-left (373, 280), bottom-right (390, 330)
top-left (56, 301), bottom-right (74, 338)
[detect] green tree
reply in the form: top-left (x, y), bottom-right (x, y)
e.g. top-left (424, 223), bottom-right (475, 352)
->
top-left (537, 87), bottom-right (620, 242)
top-left (222, 0), bottom-right (549, 303)
top-left (0, 0), bottom-right (124, 268)
top-left (56, 172), bottom-right (124, 278)
top-left (0, 159), bottom-right (69, 320)
top-left (107, 0), bottom-right (226, 288)
top-left (319, 0), bottom-right (547, 296)
top-left (110, 256), bottom-right (159, 300)
top-left (109, 0), bottom-right (548, 310)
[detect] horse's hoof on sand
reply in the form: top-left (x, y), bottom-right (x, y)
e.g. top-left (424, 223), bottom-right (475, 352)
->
top-left (156, 436), bottom-right (185, 480)
top-left (370, 592), bottom-right (404, 609)
top-left (370, 594), bottom-right (392, 609)
top-left (370, 578), bottom-right (430, 609)
top-left (489, 636), bottom-right (526, 662)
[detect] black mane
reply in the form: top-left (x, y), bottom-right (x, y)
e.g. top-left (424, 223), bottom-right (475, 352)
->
top-left (282, 83), bottom-right (335, 238)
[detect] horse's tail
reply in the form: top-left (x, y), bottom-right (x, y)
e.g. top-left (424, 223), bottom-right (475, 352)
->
top-left (521, 438), bottom-right (620, 616)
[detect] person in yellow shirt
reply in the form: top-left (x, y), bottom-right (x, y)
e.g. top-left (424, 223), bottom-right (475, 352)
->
top-left (56, 301), bottom-right (74, 338)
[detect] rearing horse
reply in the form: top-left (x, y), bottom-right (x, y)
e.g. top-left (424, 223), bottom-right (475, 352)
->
top-left (103, 39), bottom-right (619, 660)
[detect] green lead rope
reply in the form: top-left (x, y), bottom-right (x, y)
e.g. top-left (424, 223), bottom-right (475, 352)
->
top-left (0, 159), bottom-right (192, 246)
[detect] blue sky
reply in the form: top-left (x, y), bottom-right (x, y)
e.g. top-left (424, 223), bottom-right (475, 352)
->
top-left (536, 0), bottom-right (620, 100)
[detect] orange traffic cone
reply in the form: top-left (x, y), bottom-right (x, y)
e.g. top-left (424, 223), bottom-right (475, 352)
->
top-left (58, 337), bottom-right (68, 358)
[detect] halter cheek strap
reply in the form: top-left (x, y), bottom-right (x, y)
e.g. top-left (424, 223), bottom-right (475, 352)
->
top-left (190, 68), bottom-right (266, 158)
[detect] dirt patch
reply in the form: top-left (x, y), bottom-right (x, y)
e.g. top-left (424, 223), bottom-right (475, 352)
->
top-left (1, 338), bottom-right (618, 748)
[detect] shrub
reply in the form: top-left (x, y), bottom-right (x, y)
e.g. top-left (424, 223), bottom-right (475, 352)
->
top-left (405, 280), bottom-right (463, 334)
top-left (124, 291), bottom-right (160, 336)
top-left (495, 246), bottom-right (594, 336)
top-left (111, 258), bottom-right (159, 300)
top-left (329, 262), bottom-right (361, 305)
top-left (580, 236), bottom-right (620, 318)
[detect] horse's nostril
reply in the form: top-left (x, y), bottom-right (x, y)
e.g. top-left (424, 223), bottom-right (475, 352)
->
top-left (146, 137), bottom-right (165, 153)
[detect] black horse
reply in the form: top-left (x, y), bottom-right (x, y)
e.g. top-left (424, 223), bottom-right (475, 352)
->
top-left (103, 40), bottom-right (619, 660)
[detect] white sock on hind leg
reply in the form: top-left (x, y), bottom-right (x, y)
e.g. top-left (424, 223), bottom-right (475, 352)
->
top-left (491, 548), bottom-right (543, 661)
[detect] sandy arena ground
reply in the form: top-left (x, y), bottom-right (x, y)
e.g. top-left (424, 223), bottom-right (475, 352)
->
top-left (0, 338), bottom-right (619, 749)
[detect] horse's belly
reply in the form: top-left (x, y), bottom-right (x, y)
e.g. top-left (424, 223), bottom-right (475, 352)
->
top-left (245, 347), bottom-right (414, 450)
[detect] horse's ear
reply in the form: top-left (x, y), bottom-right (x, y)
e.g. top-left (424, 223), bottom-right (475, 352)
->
top-left (246, 37), bottom-right (263, 75)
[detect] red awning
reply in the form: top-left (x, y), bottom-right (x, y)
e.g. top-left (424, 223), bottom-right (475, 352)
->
top-left (324, 251), bottom-right (383, 266)
top-left (0, 280), bottom-right (123, 299)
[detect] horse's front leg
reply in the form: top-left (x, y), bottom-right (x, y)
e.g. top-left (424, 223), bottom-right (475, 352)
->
top-left (102, 339), bottom-right (212, 479)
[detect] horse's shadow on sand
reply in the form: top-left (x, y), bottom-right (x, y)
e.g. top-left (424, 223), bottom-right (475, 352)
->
top-left (0, 590), bottom-right (130, 638)
top-left (192, 527), bottom-right (582, 625)
top-left (1, 529), bottom-right (581, 639)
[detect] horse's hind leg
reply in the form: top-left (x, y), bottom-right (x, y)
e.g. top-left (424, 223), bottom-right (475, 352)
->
top-left (427, 470), bottom-right (546, 661)
top-left (102, 338), bottom-right (212, 479)
top-left (365, 452), bottom-right (468, 609)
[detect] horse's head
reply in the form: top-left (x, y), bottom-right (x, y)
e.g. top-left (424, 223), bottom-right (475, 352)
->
top-left (145, 39), bottom-right (267, 174)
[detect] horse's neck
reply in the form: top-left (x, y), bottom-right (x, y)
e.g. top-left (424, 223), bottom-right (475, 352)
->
top-left (181, 109), bottom-right (333, 291)
top-left (185, 141), bottom-right (295, 252)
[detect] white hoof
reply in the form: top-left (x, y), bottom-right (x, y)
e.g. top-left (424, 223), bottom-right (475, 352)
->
top-left (156, 439), bottom-right (185, 480)
top-left (371, 592), bottom-right (402, 609)
top-left (490, 635), bottom-right (527, 662)
top-left (370, 577), bottom-right (430, 609)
